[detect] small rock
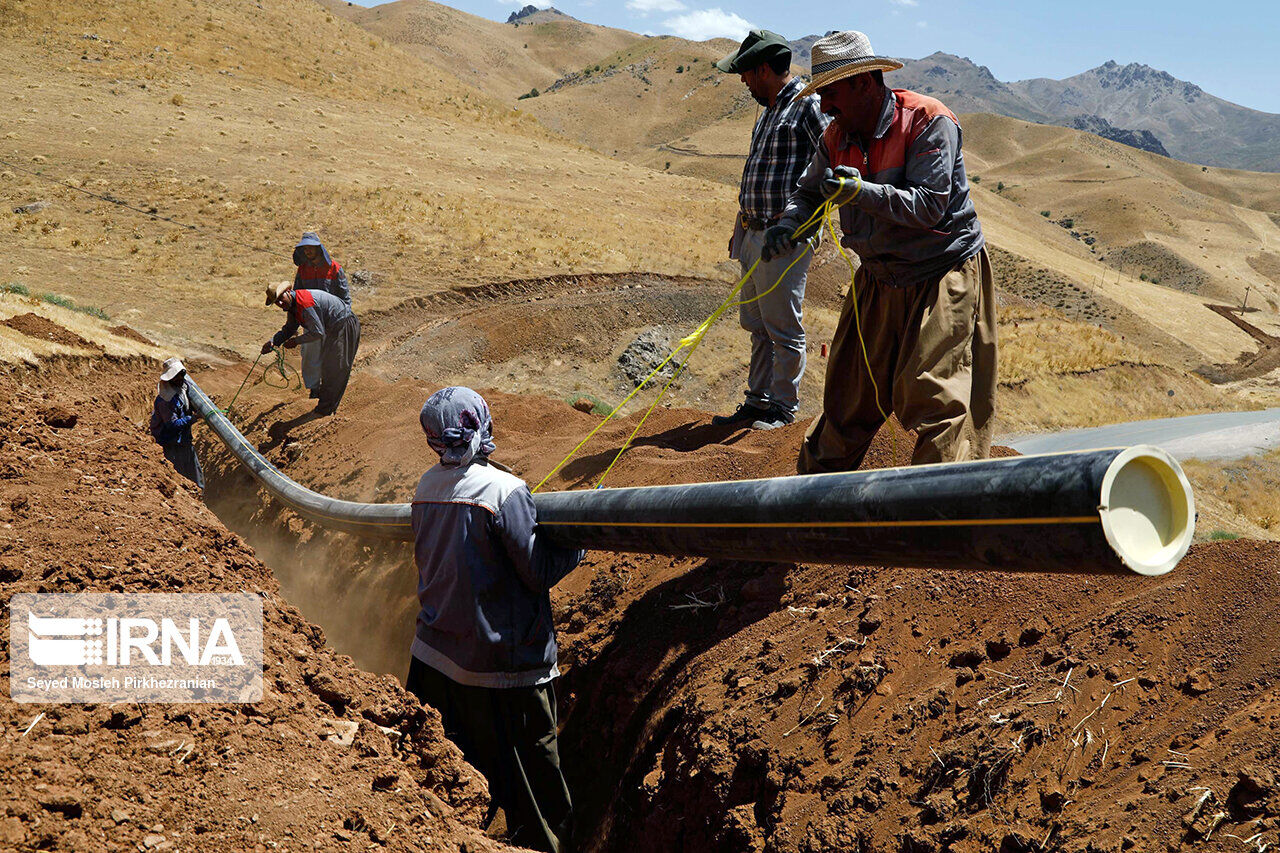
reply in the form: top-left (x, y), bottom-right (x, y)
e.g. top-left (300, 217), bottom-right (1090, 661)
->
top-left (1180, 669), bottom-right (1213, 695)
top-left (13, 200), bottom-right (51, 214)
top-left (110, 809), bottom-right (130, 824)
top-left (1228, 764), bottom-right (1275, 818)
top-left (775, 676), bottom-right (800, 698)
top-left (1019, 616), bottom-right (1050, 646)
top-left (142, 834), bottom-right (166, 849)
top-left (858, 606), bottom-right (883, 634)
top-left (319, 718), bottom-right (359, 747)
top-left (572, 397), bottom-right (595, 414)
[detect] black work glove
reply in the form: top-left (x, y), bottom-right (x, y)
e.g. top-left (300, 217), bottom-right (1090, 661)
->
top-left (261, 341), bottom-right (275, 355)
top-left (761, 224), bottom-right (796, 262)
top-left (821, 165), bottom-right (863, 205)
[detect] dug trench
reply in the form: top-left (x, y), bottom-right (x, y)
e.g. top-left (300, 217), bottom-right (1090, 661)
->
top-left (191, 353), bottom-right (1280, 853)
top-left (7, 305), bottom-right (1280, 852)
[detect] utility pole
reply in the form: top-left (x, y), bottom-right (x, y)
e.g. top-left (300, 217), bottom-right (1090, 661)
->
top-left (1241, 285), bottom-right (1252, 315)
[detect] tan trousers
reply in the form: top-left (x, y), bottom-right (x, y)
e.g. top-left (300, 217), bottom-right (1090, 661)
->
top-left (798, 248), bottom-right (997, 473)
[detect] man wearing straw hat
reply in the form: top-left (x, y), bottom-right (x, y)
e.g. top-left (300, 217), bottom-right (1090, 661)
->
top-left (710, 30), bottom-right (829, 432)
top-left (763, 30), bottom-right (996, 472)
top-left (262, 281), bottom-right (361, 416)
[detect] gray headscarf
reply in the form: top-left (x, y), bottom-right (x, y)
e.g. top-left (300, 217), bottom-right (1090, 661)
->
top-left (419, 387), bottom-right (496, 468)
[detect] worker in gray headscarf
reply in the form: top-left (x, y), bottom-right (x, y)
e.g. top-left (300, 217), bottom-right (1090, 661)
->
top-left (148, 357), bottom-right (204, 488)
top-left (405, 386), bottom-right (583, 853)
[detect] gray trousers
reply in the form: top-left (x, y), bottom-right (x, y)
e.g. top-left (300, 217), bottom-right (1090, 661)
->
top-left (737, 227), bottom-right (810, 414)
top-left (300, 340), bottom-right (322, 390)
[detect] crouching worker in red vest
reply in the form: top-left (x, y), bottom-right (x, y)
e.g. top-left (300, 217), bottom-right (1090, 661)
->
top-left (406, 387), bottom-right (584, 853)
top-left (262, 281), bottom-right (360, 416)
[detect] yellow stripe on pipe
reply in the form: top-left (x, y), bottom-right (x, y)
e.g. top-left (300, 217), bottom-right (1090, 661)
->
top-left (538, 516), bottom-right (1100, 529)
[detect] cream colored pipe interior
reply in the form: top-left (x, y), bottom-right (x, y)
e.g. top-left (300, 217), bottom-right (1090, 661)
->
top-left (1099, 445), bottom-right (1195, 576)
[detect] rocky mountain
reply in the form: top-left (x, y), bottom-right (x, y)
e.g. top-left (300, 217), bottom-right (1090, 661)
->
top-left (1010, 60), bottom-right (1280, 171)
top-left (1068, 115), bottom-right (1170, 158)
top-left (877, 52), bottom-right (1280, 172)
top-left (506, 5), bottom-right (575, 25)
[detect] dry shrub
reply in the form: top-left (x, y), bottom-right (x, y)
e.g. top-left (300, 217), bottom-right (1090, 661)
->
top-left (997, 305), bottom-right (1151, 386)
top-left (1182, 453), bottom-right (1280, 533)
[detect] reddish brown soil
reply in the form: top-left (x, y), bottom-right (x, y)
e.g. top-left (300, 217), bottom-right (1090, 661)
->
top-left (2, 313), bottom-right (101, 351)
top-left (195, 364), bottom-right (1280, 853)
top-left (7, 304), bottom-right (1279, 853)
top-left (108, 324), bottom-right (156, 346)
top-left (0, 358), bottom-right (516, 853)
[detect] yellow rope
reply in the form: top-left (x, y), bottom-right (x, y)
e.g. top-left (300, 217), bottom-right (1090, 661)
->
top-left (533, 180), bottom-right (874, 493)
top-left (823, 190), bottom-right (896, 456)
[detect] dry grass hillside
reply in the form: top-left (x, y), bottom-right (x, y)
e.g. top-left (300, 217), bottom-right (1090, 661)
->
top-left (0, 0), bottom-right (734, 359)
top-left (323, 0), bottom-right (639, 101)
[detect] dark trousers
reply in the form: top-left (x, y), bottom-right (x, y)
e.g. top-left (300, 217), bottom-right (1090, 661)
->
top-left (317, 315), bottom-right (360, 415)
top-left (162, 438), bottom-right (204, 489)
top-left (406, 657), bottom-right (573, 853)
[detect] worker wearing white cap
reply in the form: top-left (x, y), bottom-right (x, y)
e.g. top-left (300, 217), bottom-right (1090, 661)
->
top-left (148, 357), bottom-right (204, 488)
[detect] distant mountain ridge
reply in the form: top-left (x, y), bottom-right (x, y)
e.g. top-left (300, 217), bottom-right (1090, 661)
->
top-left (507, 5), bottom-right (575, 25)
top-left (877, 51), bottom-right (1280, 172)
top-left (1068, 115), bottom-right (1170, 158)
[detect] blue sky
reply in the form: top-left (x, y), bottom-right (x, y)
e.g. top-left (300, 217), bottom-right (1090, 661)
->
top-left (351, 0), bottom-right (1280, 113)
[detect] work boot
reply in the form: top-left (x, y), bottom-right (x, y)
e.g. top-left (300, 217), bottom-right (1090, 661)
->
top-left (711, 401), bottom-right (769, 426)
top-left (750, 405), bottom-right (796, 431)
top-left (309, 388), bottom-right (321, 399)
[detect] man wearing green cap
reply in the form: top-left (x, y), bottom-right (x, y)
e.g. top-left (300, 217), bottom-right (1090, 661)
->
top-left (710, 30), bottom-right (829, 431)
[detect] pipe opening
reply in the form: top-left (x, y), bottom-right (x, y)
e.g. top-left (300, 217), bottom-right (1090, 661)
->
top-left (1099, 445), bottom-right (1195, 576)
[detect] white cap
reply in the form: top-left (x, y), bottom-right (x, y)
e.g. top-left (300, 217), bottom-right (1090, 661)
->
top-left (159, 356), bottom-right (186, 382)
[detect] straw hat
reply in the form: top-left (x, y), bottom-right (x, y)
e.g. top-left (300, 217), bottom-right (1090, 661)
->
top-left (264, 280), bottom-right (292, 306)
top-left (159, 356), bottom-right (186, 382)
top-left (797, 31), bottom-right (903, 99)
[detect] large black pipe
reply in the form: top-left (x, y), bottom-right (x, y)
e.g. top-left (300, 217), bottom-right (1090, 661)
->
top-left (189, 379), bottom-right (1194, 575)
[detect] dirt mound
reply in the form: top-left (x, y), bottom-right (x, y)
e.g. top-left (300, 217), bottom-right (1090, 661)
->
top-left (190, 363), bottom-right (1280, 853)
top-left (108, 324), bottom-right (156, 346)
top-left (2, 313), bottom-right (101, 351)
top-left (0, 359), bottom-right (515, 853)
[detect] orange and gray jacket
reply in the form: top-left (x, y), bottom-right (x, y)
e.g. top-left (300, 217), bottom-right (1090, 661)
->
top-left (293, 233), bottom-right (351, 306)
top-left (270, 288), bottom-right (355, 347)
top-left (780, 87), bottom-right (984, 288)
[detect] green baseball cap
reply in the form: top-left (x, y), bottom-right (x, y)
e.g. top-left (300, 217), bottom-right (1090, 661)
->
top-left (714, 29), bottom-right (791, 74)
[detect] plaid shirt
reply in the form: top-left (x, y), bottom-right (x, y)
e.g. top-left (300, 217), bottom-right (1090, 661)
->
top-left (739, 77), bottom-right (829, 220)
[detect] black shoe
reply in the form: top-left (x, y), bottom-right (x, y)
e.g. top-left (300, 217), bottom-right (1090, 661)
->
top-left (711, 402), bottom-right (769, 426)
top-left (750, 406), bottom-right (796, 430)
top-left (309, 388), bottom-right (321, 399)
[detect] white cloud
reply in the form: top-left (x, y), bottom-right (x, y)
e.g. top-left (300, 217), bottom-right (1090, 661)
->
top-left (917, 20), bottom-right (928, 28)
top-left (662, 7), bottom-right (753, 41)
top-left (627, 0), bottom-right (686, 13)
top-left (892, 0), bottom-right (919, 6)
